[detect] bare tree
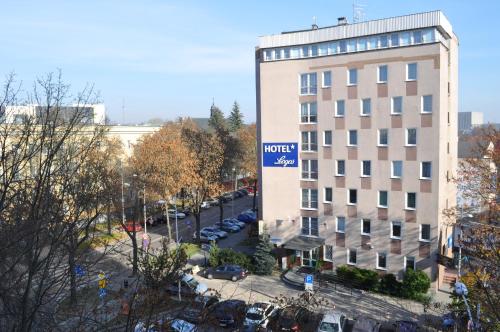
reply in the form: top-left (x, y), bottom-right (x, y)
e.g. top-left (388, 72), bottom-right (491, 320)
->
top-left (0, 72), bottom-right (115, 330)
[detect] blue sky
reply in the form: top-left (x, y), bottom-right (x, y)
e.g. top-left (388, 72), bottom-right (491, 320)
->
top-left (0, 0), bottom-right (499, 124)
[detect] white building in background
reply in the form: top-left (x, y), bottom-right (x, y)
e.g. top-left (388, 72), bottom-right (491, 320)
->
top-left (2, 104), bottom-right (106, 125)
top-left (105, 125), bottom-right (161, 156)
top-left (458, 112), bottom-right (483, 133)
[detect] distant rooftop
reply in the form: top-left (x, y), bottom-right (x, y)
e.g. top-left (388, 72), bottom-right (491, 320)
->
top-left (258, 10), bottom-right (453, 49)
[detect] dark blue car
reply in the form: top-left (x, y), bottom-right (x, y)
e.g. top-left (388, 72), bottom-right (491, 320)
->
top-left (237, 212), bottom-right (257, 223)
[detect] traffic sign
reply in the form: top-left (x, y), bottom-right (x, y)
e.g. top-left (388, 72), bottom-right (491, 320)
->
top-left (304, 274), bottom-right (314, 291)
top-left (98, 288), bottom-right (107, 298)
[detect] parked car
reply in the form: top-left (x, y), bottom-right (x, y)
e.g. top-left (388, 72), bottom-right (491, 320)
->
top-left (223, 218), bottom-right (246, 229)
top-left (205, 264), bottom-right (248, 281)
top-left (166, 273), bottom-right (208, 297)
top-left (239, 189), bottom-right (249, 196)
top-left (170, 319), bottom-right (197, 332)
top-left (233, 191), bottom-right (243, 198)
top-left (123, 221), bottom-right (143, 232)
top-left (352, 316), bottom-right (381, 332)
top-left (207, 197), bottom-right (219, 206)
top-left (201, 226), bottom-right (228, 239)
top-left (200, 201), bottom-right (210, 209)
top-left (193, 231), bottom-right (218, 243)
top-left (317, 311), bottom-right (347, 332)
top-left (181, 207), bottom-right (191, 216)
top-left (209, 299), bottom-right (247, 328)
top-left (215, 221), bottom-right (240, 233)
top-left (268, 306), bottom-right (311, 331)
top-left (391, 320), bottom-right (419, 332)
top-left (222, 192), bottom-right (233, 201)
top-left (180, 295), bottom-right (219, 324)
top-left (243, 302), bottom-right (278, 329)
top-left (168, 209), bottom-right (186, 219)
top-left (237, 212), bottom-right (257, 223)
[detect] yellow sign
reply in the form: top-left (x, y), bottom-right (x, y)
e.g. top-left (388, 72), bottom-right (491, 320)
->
top-left (99, 279), bottom-right (107, 289)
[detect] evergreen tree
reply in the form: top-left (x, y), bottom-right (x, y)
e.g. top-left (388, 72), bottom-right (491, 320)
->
top-left (252, 232), bottom-right (275, 275)
top-left (228, 101), bottom-right (244, 132)
top-left (208, 103), bottom-right (227, 132)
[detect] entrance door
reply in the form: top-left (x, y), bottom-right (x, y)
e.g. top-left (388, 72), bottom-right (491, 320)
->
top-left (302, 248), bottom-right (319, 267)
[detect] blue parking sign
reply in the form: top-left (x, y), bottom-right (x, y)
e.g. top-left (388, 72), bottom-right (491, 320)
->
top-left (305, 274), bottom-right (313, 285)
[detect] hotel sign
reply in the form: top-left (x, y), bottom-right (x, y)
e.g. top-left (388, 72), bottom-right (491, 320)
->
top-left (262, 142), bottom-right (298, 167)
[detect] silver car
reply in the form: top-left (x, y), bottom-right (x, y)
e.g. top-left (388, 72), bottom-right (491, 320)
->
top-left (317, 311), bottom-right (347, 332)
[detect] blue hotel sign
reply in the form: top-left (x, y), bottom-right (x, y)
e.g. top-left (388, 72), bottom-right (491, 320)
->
top-left (262, 143), bottom-right (298, 167)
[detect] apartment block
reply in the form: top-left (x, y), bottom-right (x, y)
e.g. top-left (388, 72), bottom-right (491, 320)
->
top-left (256, 11), bottom-right (458, 288)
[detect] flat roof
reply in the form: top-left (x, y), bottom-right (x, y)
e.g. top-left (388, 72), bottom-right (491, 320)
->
top-left (258, 10), bottom-right (453, 49)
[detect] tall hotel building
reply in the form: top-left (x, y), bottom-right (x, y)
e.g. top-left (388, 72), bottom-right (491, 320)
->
top-left (256, 11), bottom-right (458, 288)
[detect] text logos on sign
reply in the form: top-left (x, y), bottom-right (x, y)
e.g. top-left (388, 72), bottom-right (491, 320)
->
top-left (262, 143), bottom-right (298, 168)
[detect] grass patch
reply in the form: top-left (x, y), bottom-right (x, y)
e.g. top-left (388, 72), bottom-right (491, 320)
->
top-left (180, 243), bottom-right (200, 258)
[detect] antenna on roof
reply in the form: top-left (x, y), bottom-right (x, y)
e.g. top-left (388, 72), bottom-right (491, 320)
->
top-left (312, 16), bottom-right (318, 30)
top-left (352, 0), bottom-right (366, 23)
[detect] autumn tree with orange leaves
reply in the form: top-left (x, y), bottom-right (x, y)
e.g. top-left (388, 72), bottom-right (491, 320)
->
top-left (444, 127), bottom-right (499, 329)
top-left (237, 123), bottom-right (258, 210)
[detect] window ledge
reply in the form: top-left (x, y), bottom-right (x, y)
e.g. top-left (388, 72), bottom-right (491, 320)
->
top-left (360, 175), bottom-right (371, 178)
top-left (377, 144), bottom-right (388, 148)
top-left (420, 112), bottom-right (432, 115)
top-left (336, 230), bottom-right (345, 234)
top-left (377, 206), bottom-right (388, 209)
top-left (347, 262), bottom-right (357, 266)
top-left (322, 86), bottom-right (331, 89)
top-left (419, 239), bottom-right (431, 243)
top-left (301, 179), bottom-right (318, 182)
top-left (301, 208), bottom-right (318, 211)
top-left (335, 174), bottom-right (345, 177)
top-left (390, 237), bottom-right (401, 241)
top-left (404, 208), bottom-right (416, 211)
top-left (361, 233), bottom-right (371, 237)
top-left (376, 267), bottom-right (388, 271)
top-left (360, 114), bottom-right (371, 117)
top-left (347, 203), bottom-right (357, 206)
top-left (419, 177), bottom-right (431, 181)
top-left (323, 201), bottom-right (333, 204)
top-left (347, 145), bottom-right (358, 148)
top-left (347, 84), bottom-right (357, 87)
top-left (390, 113), bottom-right (402, 116)
top-left (299, 122), bottom-right (318, 125)
top-left (334, 115), bottom-right (345, 118)
top-left (405, 79), bottom-right (417, 82)
top-left (322, 144), bottom-right (332, 147)
top-left (390, 176), bottom-right (402, 180)
top-left (377, 81), bottom-right (387, 84)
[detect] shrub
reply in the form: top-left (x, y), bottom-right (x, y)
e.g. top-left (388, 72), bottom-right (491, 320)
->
top-left (208, 243), bottom-right (253, 271)
top-left (378, 273), bottom-right (402, 296)
top-left (336, 265), bottom-right (378, 291)
top-left (252, 232), bottom-right (275, 275)
top-left (402, 269), bottom-right (431, 299)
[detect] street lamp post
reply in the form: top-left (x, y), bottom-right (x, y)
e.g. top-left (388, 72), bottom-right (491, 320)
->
top-left (143, 183), bottom-right (147, 235)
top-left (174, 195), bottom-right (181, 301)
top-left (232, 168), bottom-right (237, 218)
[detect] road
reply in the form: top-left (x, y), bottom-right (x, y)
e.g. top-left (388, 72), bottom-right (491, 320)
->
top-left (95, 195), bottom-right (256, 277)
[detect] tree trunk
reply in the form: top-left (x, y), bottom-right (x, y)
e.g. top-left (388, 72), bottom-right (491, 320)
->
top-left (252, 179), bottom-right (257, 211)
top-left (107, 197), bottom-right (112, 236)
top-left (131, 235), bottom-right (138, 274)
top-left (218, 196), bottom-right (224, 223)
top-left (195, 212), bottom-right (201, 243)
top-left (68, 246), bottom-right (77, 305)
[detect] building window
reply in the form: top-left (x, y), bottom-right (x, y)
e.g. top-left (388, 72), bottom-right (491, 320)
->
top-left (406, 192), bottom-right (416, 210)
top-left (324, 187), bottom-right (333, 203)
top-left (421, 162), bottom-right (432, 179)
top-left (301, 46), bottom-right (309, 57)
top-left (336, 160), bottom-right (345, 176)
top-left (301, 159), bottom-right (318, 180)
top-left (348, 68), bottom-right (358, 85)
top-left (300, 102), bottom-right (317, 123)
top-left (378, 129), bottom-right (388, 146)
top-left (335, 100), bottom-right (345, 117)
top-left (406, 63), bottom-right (417, 81)
top-left (301, 131), bottom-right (318, 151)
top-left (377, 252), bottom-right (387, 270)
top-left (300, 73), bottom-right (317, 95)
top-left (336, 216), bottom-right (346, 233)
top-left (357, 38), bottom-right (367, 51)
top-left (378, 65), bottom-right (388, 83)
top-left (380, 35), bottom-right (388, 48)
top-left (302, 189), bottom-right (318, 209)
top-left (390, 33), bottom-right (399, 47)
top-left (400, 32), bottom-right (411, 46)
top-left (406, 128), bottom-right (417, 146)
top-left (311, 45), bottom-right (318, 57)
top-left (391, 221), bottom-right (402, 239)
top-left (339, 40), bottom-right (347, 53)
top-left (413, 30), bottom-right (423, 44)
top-left (264, 50), bottom-right (272, 61)
top-left (348, 248), bottom-right (357, 265)
top-left (275, 49), bottom-right (281, 60)
top-left (391, 161), bottom-right (403, 178)
top-left (301, 217), bottom-right (319, 236)
top-left (348, 189), bottom-right (357, 205)
top-left (323, 130), bottom-right (332, 146)
top-left (405, 256), bottom-right (416, 271)
top-left (420, 224), bottom-right (431, 242)
top-left (361, 98), bottom-right (371, 116)
top-left (348, 130), bottom-right (358, 146)
top-left (322, 71), bottom-right (332, 88)
top-left (361, 160), bottom-right (371, 177)
top-left (324, 245), bottom-right (333, 261)
top-left (378, 191), bottom-right (388, 208)
top-left (391, 96), bottom-right (403, 114)
top-left (422, 95), bottom-right (432, 113)
top-left (361, 219), bottom-right (371, 235)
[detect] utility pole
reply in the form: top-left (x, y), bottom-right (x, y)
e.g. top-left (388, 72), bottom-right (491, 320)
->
top-left (143, 183), bottom-right (147, 235)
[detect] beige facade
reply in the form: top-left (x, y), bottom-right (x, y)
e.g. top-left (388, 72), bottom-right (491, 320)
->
top-left (105, 125), bottom-right (161, 156)
top-left (256, 11), bottom-right (458, 287)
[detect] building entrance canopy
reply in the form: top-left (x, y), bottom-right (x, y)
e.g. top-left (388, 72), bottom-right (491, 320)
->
top-left (282, 236), bottom-right (325, 251)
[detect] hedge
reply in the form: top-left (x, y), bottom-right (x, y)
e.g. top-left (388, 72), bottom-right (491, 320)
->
top-left (335, 265), bottom-right (430, 301)
top-left (208, 244), bottom-right (253, 272)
